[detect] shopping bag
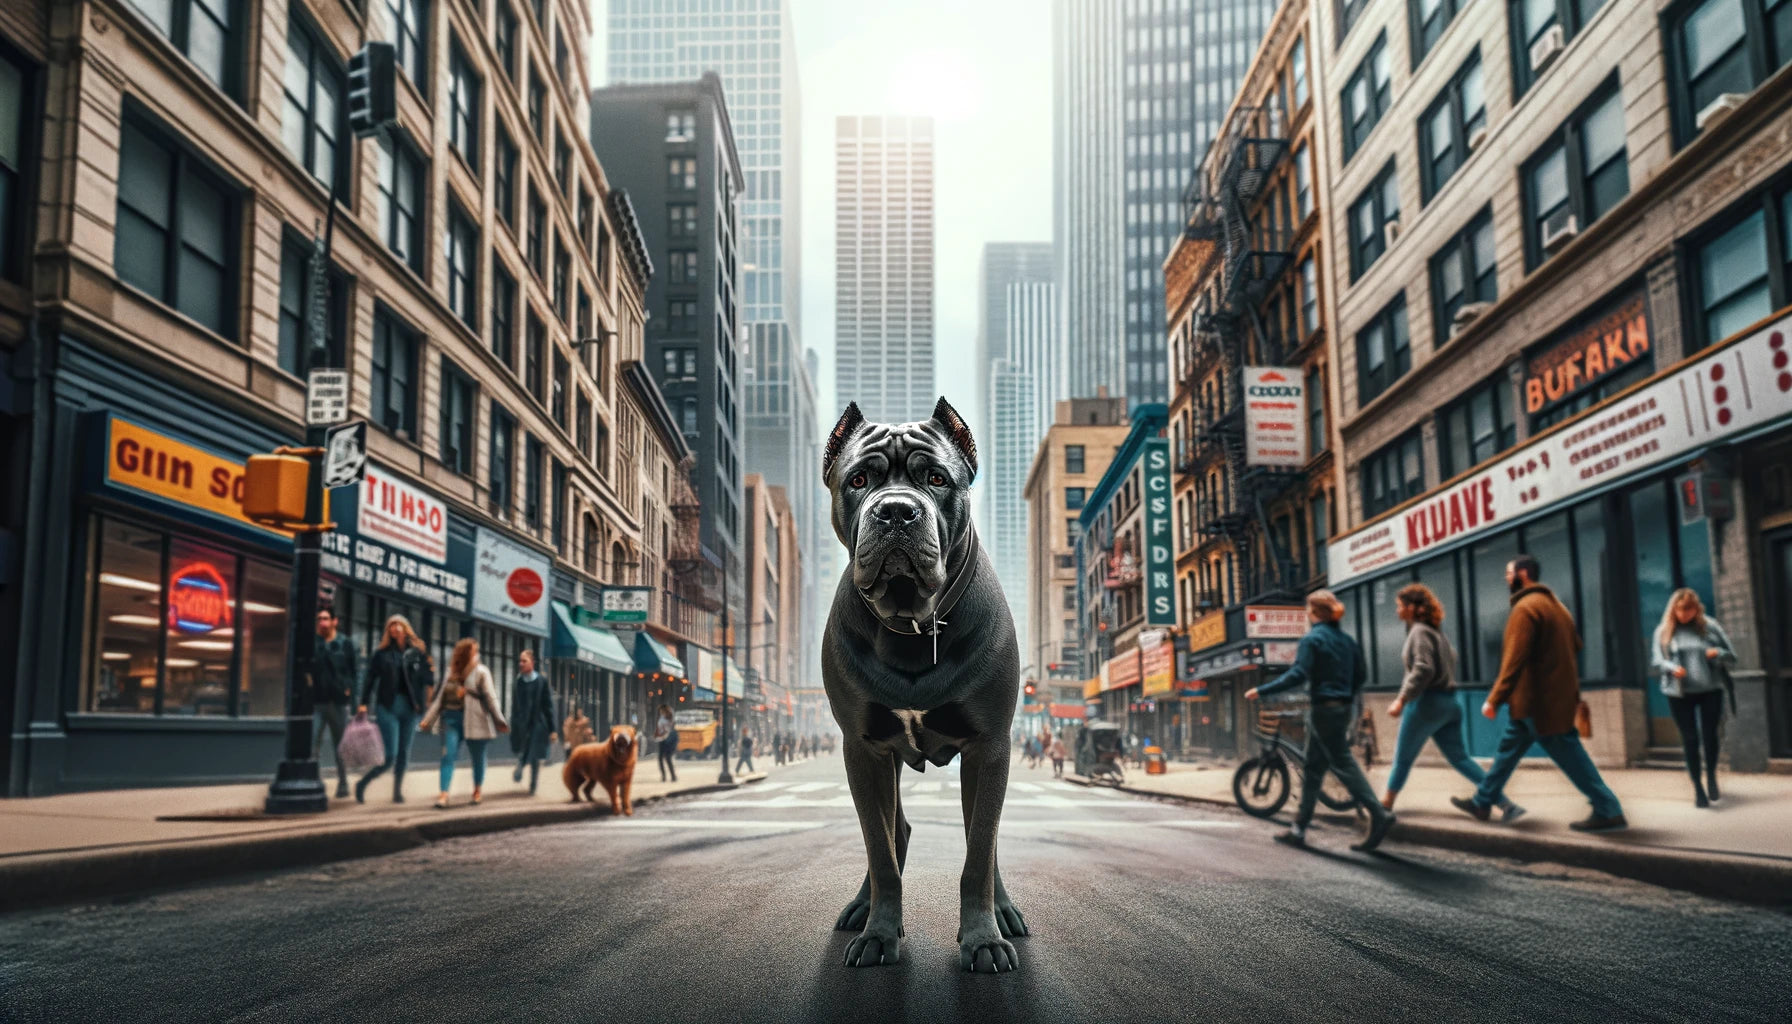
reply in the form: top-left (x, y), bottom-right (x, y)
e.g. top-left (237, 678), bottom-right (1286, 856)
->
top-left (338, 712), bottom-right (387, 772)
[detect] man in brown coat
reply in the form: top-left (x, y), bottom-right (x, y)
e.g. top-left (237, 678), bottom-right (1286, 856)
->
top-left (1452, 554), bottom-right (1626, 831)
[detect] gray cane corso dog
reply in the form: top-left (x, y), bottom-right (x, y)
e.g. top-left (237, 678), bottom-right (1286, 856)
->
top-left (821, 397), bottom-right (1027, 973)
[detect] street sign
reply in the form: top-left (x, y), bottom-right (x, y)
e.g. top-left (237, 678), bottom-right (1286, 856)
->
top-left (598, 585), bottom-right (652, 625)
top-left (306, 369), bottom-right (350, 426)
top-left (321, 421), bottom-right (367, 489)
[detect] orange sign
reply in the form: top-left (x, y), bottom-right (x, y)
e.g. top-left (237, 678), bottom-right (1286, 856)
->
top-left (1524, 292), bottom-right (1650, 414)
top-left (1187, 610), bottom-right (1227, 652)
top-left (107, 418), bottom-right (289, 536)
top-left (1141, 640), bottom-right (1175, 696)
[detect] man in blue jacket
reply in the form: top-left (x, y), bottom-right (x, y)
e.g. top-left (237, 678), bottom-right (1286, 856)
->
top-left (1246, 590), bottom-right (1396, 852)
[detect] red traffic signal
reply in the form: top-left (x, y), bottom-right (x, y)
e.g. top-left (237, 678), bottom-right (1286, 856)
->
top-left (1023, 682), bottom-right (1037, 697)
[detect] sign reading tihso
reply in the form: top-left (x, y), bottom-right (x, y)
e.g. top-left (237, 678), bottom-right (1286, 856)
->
top-left (321, 466), bottom-right (471, 613)
top-left (472, 528), bottom-right (550, 636)
top-left (1243, 367), bottom-right (1306, 467)
top-left (1142, 437), bottom-right (1175, 626)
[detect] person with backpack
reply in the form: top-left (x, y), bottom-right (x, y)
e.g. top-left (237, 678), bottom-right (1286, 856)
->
top-left (1649, 588), bottom-right (1738, 807)
top-left (355, 614), bottom-right (434, 804)
top-left (419, 638), bottom-right (509, 809)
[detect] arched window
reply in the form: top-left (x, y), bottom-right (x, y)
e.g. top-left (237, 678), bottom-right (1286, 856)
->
top-left (610, 542), bottom-right (628, 584)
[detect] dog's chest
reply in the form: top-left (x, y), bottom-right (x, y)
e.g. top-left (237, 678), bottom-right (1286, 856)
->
top-left (864, 702), bottom-right (977, 770)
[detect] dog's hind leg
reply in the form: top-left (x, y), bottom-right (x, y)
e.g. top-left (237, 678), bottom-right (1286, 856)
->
top-left (840, 741), bottom-right (904, 968)
top-left (836, 784), bottom-right (912, 931)
top-left (956, 742), bottom-right (1019, 972)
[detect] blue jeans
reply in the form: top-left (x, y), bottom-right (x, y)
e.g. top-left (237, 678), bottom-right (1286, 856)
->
top-left (1473, 717), bottom-right (1623, 818)
top-left (363, 702), bottom-right (416, 789)
top-left (1386, 691), bottom-right (1508, 809)
top-left (438, 710), bottom-right (489, 792)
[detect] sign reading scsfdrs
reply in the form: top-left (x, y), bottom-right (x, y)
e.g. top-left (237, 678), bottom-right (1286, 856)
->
top-left (1329, 310), bottom-right (1792, 585)
top-left (1142, 437), bottom-right (1175, 626)
top-left (472, 528), bottom-right (550, 636)
top-left (1244, 367), bottom-right (1306, 467)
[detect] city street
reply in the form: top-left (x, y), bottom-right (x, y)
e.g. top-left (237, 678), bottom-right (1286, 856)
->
top-left (2, 755), bottom-right (1787, 1024)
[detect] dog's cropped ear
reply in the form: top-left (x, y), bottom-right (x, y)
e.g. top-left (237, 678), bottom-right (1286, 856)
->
top-left (931, 397), bottom-right (977, 478)
top-left (823, 402), bottom-right (866, 482)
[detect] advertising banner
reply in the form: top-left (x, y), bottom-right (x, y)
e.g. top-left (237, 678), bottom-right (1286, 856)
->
top-left (1141, 640), bottom-right (1175, 697)
top-left (599, 586), bottom-right (653, 626)
top-left (354, 465), bottom-right (448, 563)
top-left (1329, 311), bottom-right (1792, 585)
top-left (1142, 437), bottom-right (1176, 626)
top-left (472, 528), bottom-right (551, 636)
top-left (321, 466), bottom-right (472, 612)
top-left (103, 417), bottom-right (291, 538)
top-left (1243, 367), bottom-right (1307, 467)
top-left (1244, 605), bottom-right (1308, 639)
top-left (1187, 610), bottom-right (1227, 652)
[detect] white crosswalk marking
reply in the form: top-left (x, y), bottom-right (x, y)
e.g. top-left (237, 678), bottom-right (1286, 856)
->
top-left (1010, 782), bottom-right (1041, 793)
top-left (787, 782), bottom-right (834, 793)
top-left (678, 778), bottom-right (1130, 811)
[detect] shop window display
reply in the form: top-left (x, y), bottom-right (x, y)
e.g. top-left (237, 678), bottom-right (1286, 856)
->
top-left (162, 538), bottom-right (238, 716)
top-left (88, 520), bottom-right (165, 713)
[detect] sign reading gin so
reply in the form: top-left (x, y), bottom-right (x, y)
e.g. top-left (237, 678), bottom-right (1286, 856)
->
top-left (321, 465), bottom-right (471, 612)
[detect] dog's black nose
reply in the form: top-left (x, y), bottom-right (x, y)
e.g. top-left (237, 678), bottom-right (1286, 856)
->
top-left (871, 495), bottom-right (923, 524)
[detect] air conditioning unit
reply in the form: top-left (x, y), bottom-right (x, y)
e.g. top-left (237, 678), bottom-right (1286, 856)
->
top-left (1383, 216), bottom-right (1402, 248)
top-left (1466, 125), bottom-right (1488, 151)
top-left (1450, 301), bottom-right (1494, 337)
top-left (1541, 207), bottom-right (1579, 253)
top-left (1695, 93), bottom-right (1749, 132)
top-left (1529, 25), bottom-right (1565, 74)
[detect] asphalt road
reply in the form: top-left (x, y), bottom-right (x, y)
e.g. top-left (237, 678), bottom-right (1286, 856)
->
top-left (2, 754), bottom-right (1788, 1024)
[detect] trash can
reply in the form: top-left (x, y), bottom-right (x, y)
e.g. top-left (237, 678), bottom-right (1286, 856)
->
top-left (1144, 745), bottom-right (1167, 775)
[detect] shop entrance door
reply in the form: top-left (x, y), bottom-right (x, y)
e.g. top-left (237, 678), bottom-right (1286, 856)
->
top-left (1628, 480), bottom-right (1716, 748)
top-left (1765, 529), bottom-right (1792, 756)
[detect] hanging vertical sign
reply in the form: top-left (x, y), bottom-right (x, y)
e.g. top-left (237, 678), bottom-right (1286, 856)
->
top-left (1142, 437), bottom-right (1175, 626)
top-left (1243, 367), bottom-right (1306, 467)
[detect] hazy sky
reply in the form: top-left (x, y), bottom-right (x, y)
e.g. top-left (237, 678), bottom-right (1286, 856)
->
top-left (595, 0), bottom-right (1055, 443)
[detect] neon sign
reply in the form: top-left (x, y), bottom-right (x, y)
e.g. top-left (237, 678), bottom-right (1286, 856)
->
top-left (168, 562), bottom-right (233, 635)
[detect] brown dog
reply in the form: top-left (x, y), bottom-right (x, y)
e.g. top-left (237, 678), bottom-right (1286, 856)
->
top-left (562, 725), bottom-right (639, 815)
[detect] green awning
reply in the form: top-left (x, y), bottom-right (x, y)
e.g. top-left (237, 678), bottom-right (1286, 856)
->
top-left (550, 601), bottom-right (633, 673)
top-left (633, 631), bottom-right (687, 679)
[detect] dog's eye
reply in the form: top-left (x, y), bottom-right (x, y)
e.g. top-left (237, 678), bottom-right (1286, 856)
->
top-left (928, 471), bottom-right (946, 487)
top-left (849, 472), bottom-right (867, 489)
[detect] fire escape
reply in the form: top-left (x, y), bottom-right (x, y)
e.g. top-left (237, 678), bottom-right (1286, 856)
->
top-left (1183, 106), bottom-right (1306, 605)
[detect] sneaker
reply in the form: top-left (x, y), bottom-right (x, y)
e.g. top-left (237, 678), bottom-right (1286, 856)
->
top-left (1500, 803), bottom-right (1528, 824)
top-left (1450, 795), bottom-right (1491, 822)
top-left (1272, 829), bottom-right (1308, 849)
top-left (1569, 813), bottom-right (1628, 833)
top-left (1351, 812), bottom-right (1396, 852)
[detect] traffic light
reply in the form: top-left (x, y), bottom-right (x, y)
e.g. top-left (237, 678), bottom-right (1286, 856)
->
top-left (1023, 681), bottom-right (1037, 698)
top-left (346, 42), bottom-right (397, 138)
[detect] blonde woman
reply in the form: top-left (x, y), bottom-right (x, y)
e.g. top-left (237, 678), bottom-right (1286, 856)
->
top-left (355, 615), bottom-right (435, 803)
top-left (1649, 589), bottom-right (1737, 807)
top-left (420, 638), bottom-right (509, 809)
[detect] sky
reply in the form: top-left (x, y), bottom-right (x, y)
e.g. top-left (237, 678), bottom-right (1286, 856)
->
top-left (594, 0), bottom-right (1056, 444)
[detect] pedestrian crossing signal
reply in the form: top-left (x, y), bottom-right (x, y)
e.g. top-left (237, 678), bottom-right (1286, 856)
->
top-left (346, 43), bottom-right (397, 138)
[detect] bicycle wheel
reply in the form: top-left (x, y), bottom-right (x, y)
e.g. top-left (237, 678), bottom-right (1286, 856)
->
top-left (1232, 756), bottom-right (1291, 818)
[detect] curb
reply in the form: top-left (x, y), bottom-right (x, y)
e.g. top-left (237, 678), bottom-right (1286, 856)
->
top-left (1063, 776), bottom-right (1792, 908)
top-left (0, 777), bottom-right (761, 915)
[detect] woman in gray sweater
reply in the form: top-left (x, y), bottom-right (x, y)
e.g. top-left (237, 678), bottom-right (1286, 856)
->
top-left (1650, 589), bottom-right (1737, 807)
top-left (1380, 584), bottom-right (1521, 820)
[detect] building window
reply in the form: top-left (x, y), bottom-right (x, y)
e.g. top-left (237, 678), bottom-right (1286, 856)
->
top-left (577, 391), bottom-right (593, 459)
top-left (553, 243), bottom-right (571, 322)
top-left (1290, 36), bottom-right (1309, 107)
top-left (134, 0), bottom-right (240, 97)
top-left (1307, 363), bottom-right (1328, 456)
top-left (1668, 0), bottom-right (1792, 145)
top-left (376, 131), bottom-right (425, 272)
top-left (490, 262), bottom-right (516, 368)
top-left (1522, 79), bottom-right (1627, 269)
top-left (551, 461), bottom-right (567, 552)
top-left (1065, 487), bottom-right (1087, 511)
top-left (1362, 429), bottom-right (1425, 518)
top-left (1312, 493), bottom-right (1330, 575)
top-left (668, 157), bottom-right (697, 191)
top-left (1294, 145), bottom-right (1312, 219)
top-left (384, 0), bottom-right (428, 89)
top-left (576, 286), bottom-right (591, 342)
top-left (681, 397), bottom-right (698, 435)
top-left (528, 71), bottom-right (546, 141)
top-left (494, 3), bottom-right (518, 79)
top-left (552, 350), bottom-right (568, 426)
top-left (1299, 256), bottom-right (1319, 336)
top-left (1430, 206), bottom-right (1497, 341)
top-left (555, 33), bottom-right (570, 88)
top-left (0, 48), bottom-right (31, 284)
top-left (446, 201), bottom-right (478, 328)
top-left (1439, 374), bottom-right (1517, 478)
top-left (669, 249), bottom-right (699, 284)
top-left (439, 359), bottom-right (475, 474)
top-left (277, 233), bottom-right (347, 377)
top-left (1690, 194), bottom-right (1787, 349)
top-left (666, 110), bottom-right (696, 142)
top-left (490, 403), bottom-right (515, 514)
top-left (669, 203), bottom-right (698, 238)
top-left (1341, 32), bottom-right (1392, 162)
top-left (526, 189), bottom-right (546, 276)
top-left (1509, 0), bottom-right (1610, 96)
top-left (555, 134), bottom-right (571, 195)
top-left (448, 39), bottom-right (480, 168)
top-left (1410, 0), bottom-right (1468, 65)
top-left (370, 307), bottom-right (419, 437)
top-left (523, 435), bottom-right (544, 527)
top-left (525, 312), bottom-right (546, 404)
top-left (1419, 51), bottom-right (1486, 202)
top-left (115, 113), bottom-right (239, 339)
top-left (1347, 160), bottom-right (1400, 280)
top-left (668, 299), bottom-right (698, 333)
top-left (282, 15), bottom-right (346, 193)
top-left (1065, 444), bottom-right (1086, 474)
top-left (493, 126), bottom-right (517, 228)
top-left (1355, 293), bottom-right (1411, 406)
top-left (1339, 0), bottom-right (1371, 41)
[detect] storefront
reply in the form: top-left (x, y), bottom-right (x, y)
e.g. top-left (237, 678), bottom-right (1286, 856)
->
top-left (468, 527), bottom-right (552, 714)
top-left (1328, 308), bottom-right (1792, 769)
top-left (549, 600), bottom-right (633, 727)
top-left (633, 631), bottom-right (688, 727)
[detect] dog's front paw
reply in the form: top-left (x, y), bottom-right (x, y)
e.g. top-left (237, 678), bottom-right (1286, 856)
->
top-left (958, 921), bottom-right (1018, 973)
top-left (844, 922), bottom-right (902, 968)
top-left (835, 894), bottom-right (869, 931)
top-left (995, 896), bottom-right (1029, 937)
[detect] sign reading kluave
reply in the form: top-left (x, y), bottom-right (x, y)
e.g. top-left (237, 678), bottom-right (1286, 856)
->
top-left (472, 528), bottom-right (550, 636)
top-left (1328, 312), bottom-right (1792, 585)
top-left (1243, 367), bottom-right (1307, 467)
top-left (1142, 437), bottom-right (1176, 626)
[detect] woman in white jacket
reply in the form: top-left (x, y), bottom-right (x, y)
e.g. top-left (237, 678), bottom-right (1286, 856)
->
top-left (420, 638), bottom-right (509, 809)
top-left (1649, 589), bottom-right (1737, 807)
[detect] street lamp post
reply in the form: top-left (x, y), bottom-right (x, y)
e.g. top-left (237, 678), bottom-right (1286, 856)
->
top-left (716, 558), bottom-right (733, 785)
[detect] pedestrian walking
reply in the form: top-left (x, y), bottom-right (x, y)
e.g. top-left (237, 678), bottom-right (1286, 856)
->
top-left (1379, 584), bottom-right (1523, 820)
top-left (562, 707), bottom-right (595, 754)
top-left (312, 607), bottom-right (358, 798)
top-left (774, 730), bottom-right (786, 766)
top-left (1453, 555), bottom-right (1627, 832)
top-left (419, 638), bottom-right (509, 809)
top-left (1246, 589), bottom-right (1396, 852)
top-left (355, 615), bottom-right (434, 804)
top-left (509, 650), bottom-right (556, 794)
top-left (1048, 735), bottom-right (1067, 777)
top-left (653, 703), bottom-right (679, 782)
top-left (1650, 588), bottom-right (1738, 807)
top-left (735, 729), bottom-right (756, 774)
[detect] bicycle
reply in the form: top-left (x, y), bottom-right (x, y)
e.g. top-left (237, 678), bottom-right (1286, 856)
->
top-left (1231, 706), bottom-right (1363, 819)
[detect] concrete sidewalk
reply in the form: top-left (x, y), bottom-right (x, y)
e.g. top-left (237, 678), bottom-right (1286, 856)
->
top-left (0, 754), bottom-right (820, 913)
top-left (1051, 756), bottom-right (1792, 905)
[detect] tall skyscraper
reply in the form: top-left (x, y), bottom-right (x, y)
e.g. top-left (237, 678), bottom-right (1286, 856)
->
top-left (835, 116), bottom-right (936, 425)
top-left (741, 323), bottom-right (821, 682)
top-left (1054, 0), bottom-right (1274, 406)
top-left (987, 360), bottom-right (1036, 659)
top-left (976, 243), bottom-right (1057, 437)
